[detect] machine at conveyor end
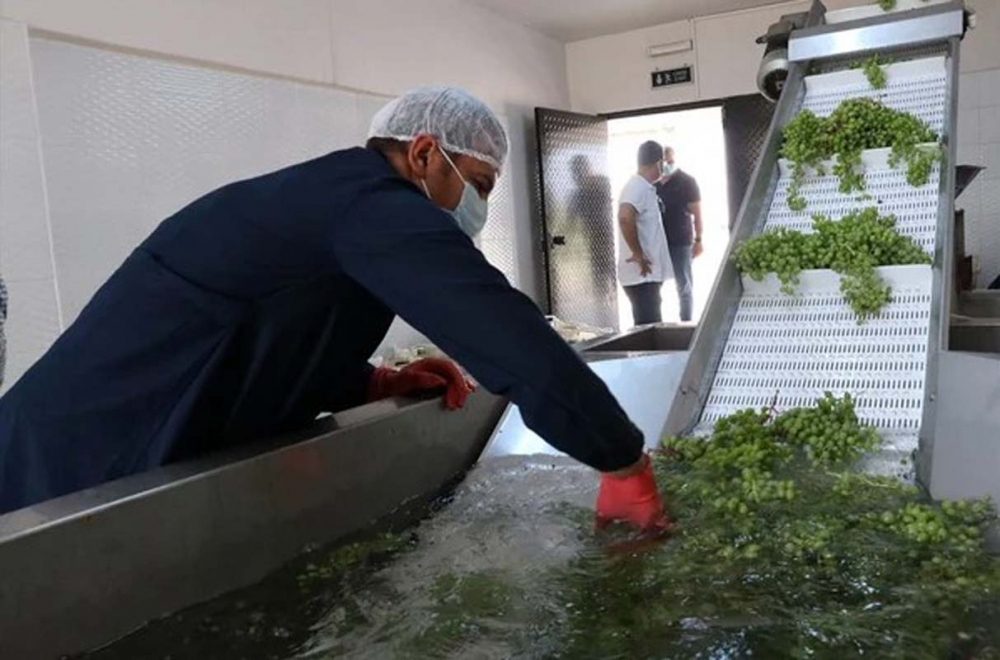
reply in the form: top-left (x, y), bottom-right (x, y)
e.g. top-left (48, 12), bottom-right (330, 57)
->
top-left (756, 2), bottom-right (977, 102)
top-left (755, 11), bottom-right (810, 102)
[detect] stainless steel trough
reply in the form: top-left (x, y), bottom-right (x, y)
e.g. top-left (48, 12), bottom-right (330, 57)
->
top-left (0, 393), bottom-right (506, 659)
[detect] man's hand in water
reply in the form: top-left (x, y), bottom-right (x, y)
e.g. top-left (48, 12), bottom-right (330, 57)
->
top-left (367, 358), bottom-right (474, 410)
top-left (595, 454), bottom-right (671, 533)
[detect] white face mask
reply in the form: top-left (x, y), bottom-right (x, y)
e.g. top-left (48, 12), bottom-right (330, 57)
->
top-left (421, 147), bottom-right (489, 238)
top-left (662, 161), bottom-right (677, 177)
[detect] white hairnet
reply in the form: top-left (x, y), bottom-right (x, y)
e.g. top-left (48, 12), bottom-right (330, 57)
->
top-left (367, 86), bottom-right (508, 171)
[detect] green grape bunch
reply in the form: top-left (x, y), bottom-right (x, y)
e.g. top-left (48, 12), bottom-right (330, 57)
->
top-left (860, 55), bottom-right (887, 90)
top-left (732, 208), bottom-right (930, 321)
top-left (781, 98), bottom-right (939, 210)
top-left (841, 269), bottom-right (891, 321)
top-left (700, 408), bottom-right (792, 474)
top-left (877, 0), bottom-right (928, 10)
top-left (645, 389), bottom-right (1000, 658)
top-left (812, 208), bottom-right (930, 270)
top-left (773, 392), bottom-right (881, 464)
top-left (731, 227), bottom-right (818, 294)
top-left (882, 504), bottom-right (952, 544)
top-left (662, 394), bottom-right (863, 517)
top-left (662, 392), bottom-right (883, 513)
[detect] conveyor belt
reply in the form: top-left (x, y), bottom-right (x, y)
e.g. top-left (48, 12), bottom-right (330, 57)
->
top-left (670, 2), bottom-right (968, 478)
top-left (694, 56), bottom-right (946, 464)
top-left (766, 57), bottom-right (947, 250)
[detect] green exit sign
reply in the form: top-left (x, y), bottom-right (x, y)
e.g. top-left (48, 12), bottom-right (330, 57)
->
top-left (651, 66), bottom-right (693, 89)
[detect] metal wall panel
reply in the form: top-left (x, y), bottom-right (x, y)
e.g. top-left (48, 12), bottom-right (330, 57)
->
top-left (722, 94), bottom-right (775, 231)
top-left (479, 116), bottom-right (520, 289)
top-left (29, 37), bottom-right (366, 327)
top-left (531, 115), bottom-right (551, 309)
top-left (8, 35), bottom-right (524, 378)
top-left (535, 108), bottom-right (618, 329)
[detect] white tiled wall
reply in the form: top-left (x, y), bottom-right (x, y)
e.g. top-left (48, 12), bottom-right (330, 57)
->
top-left (956, 68), bottom-right (1000, 288)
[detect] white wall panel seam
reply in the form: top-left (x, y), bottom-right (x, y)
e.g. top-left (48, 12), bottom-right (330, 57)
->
top-left (22, 23), bottom-right (63, 331)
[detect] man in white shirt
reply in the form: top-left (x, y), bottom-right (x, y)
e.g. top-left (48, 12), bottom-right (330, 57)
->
top-left (617, 141), bottom-right (672, 326)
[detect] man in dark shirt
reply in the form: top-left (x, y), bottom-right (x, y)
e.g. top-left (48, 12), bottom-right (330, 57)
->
top-left (655, 147), bottom-right (703, 322)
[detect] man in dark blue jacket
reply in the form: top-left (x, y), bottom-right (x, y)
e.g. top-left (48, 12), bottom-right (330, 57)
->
top-left (0, 87), bottom-right (668, 532)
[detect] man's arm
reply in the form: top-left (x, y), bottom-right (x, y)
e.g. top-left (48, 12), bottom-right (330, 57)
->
top-left (333, 181), bottom-right (645, 473)
top-left (618, 203), bottom-right (651, 277)
top-left (689, 201), bottom-right (704, 258)
top-left (688, 176), bottom-right (703, 257)
top-left (325, 362), bottom-right (376, 412)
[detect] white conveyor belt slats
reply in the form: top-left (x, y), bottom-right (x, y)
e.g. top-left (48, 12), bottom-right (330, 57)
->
top-left (693, 55), bottom-right (948, 469)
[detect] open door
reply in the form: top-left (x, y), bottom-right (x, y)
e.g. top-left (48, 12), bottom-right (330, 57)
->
top-left (722, 94), bottom-right (776, 231)
top-left (534, 99), bottom-right (773, 329)
top-left (535, 108), bottom-right (618, 330)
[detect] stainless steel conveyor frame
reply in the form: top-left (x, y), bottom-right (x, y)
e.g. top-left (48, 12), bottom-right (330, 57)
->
top-left (665, 0), bottom-right (1000, 504)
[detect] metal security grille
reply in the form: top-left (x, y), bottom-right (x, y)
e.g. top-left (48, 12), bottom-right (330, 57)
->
top-left (723, 94), bottom-right (776, 231)
top-left (535, 108), bottom-right (618, 329)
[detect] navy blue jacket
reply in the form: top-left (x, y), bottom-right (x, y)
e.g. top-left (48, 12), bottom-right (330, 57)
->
top-left (0, 147), bottom-right (643, 513)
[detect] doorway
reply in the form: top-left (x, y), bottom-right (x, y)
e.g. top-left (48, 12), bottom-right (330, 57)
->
top-left (608, 106), bottom-right (730, 329)
top-left (534, 97), bottom-right (772, 332)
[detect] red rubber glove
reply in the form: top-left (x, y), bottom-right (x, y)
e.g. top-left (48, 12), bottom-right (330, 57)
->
top-left (367, 358), bottom-right (474, 410)
top-left (595, 454), bottom-right (671, 533)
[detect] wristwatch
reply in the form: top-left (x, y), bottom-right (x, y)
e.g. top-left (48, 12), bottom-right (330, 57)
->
top-left (694, 237), bottom-right (703, 243)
